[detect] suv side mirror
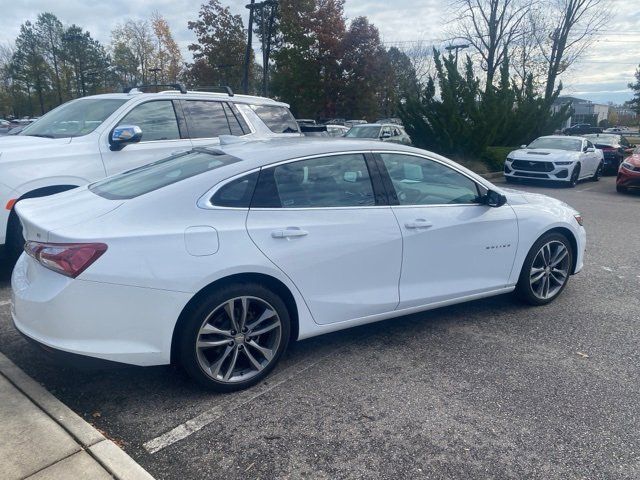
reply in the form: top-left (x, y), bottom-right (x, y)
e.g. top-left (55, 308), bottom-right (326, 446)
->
top-left (110, 125), bottom-right (142, 151)
top-left (381, 131), bottom-right (391, 139)
top-left (484, 189), bottom-right (507, 208)
top-left (520, 144), bottom-right (527, 149)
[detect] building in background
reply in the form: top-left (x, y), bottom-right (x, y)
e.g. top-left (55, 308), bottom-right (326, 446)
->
top-left (553, 96), bottom-right (610, 128)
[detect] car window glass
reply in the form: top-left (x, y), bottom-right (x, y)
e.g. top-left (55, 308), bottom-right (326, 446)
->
top-left (586, 141), bottom-right (594, 149)
top-left (211, 172), bottom-right (258, 207)
top-left (250, 105), bottom-right (299, 133)
top-left (118, 101), bottom-right (180, 141)
top-left (380, 153), bottom-right (480, 205)
top-left (183, 101), bottom-right (231, 138)
top-left (90, 150), bottom-right (239, 200)
top-left (222, 103), bottom-right (245, 135)
top-left (260, 154), bottom-right (376, 208)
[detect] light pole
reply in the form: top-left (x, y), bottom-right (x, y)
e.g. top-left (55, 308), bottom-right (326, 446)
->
top-left (444, 43), bottom-right (470, 67)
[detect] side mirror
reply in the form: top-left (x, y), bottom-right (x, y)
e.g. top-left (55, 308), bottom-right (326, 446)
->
top-left (484, 189), bottom-right (507, 208)
top-left (520, 144), bottom-right (527, 149)
top-left (381, 132), bottom-right (392, 139)
top-left (585, 147), bottom-right (595, 153)
top-left (109, 125), bottom-right (142, 151)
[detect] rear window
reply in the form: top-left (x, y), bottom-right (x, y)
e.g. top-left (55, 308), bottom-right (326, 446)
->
top-left (250, 105), bottom-right (299, 133)
top-left (89, 149), bottom-right (240, 200)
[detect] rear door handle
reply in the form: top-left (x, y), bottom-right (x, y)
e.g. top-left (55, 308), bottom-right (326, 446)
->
top-left (271, 227), bottom-right (309, 238)
top-left (404, 219), bottom-right (433, 229)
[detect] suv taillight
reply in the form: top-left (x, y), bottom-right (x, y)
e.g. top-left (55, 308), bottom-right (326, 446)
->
top-left (24, 242), bottom-right (107, 278)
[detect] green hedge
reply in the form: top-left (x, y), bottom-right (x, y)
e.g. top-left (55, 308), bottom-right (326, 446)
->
top-left (481, 146), bottom-right (517, 172)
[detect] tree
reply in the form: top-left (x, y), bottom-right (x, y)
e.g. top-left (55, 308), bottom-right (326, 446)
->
top-left (61, 25), bottom-right (110, 96)
top-left (535, 0), bottom-right (608, 100)
top-left (13, 21), bottom-right (51, 114)
top-left (450, 0), bottom-right (530, 91)
top-left (111, 20), bottom-right (156, 85)
top-left (340, 16), bottom-right (387, 120)
top-left (186, 0), bottom-right (249, 89)
top-left (271, 0), bottom-right (346, 118)
top-left (626, 64), bottom-right (640, 116)
top-left (151, 12), bottom-right (183, 83)
top-left (380, 47), bottom-right (420, 117)
top-left (35, 13), bottom-right (64, 104)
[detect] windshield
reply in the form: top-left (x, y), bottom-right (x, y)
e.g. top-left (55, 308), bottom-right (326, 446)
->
top-left (20, 98), bottom-right (127, 139)
top-left (584, 134), bottom-right (619, 146)
top-left (528, 137), bottom-right (582, 151)
top-left (89, 149), bottom-right (240, 200)
top-left (345, 126), bottom-right (381, 138)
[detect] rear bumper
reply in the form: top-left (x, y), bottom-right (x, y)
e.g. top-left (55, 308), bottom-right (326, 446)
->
top-left (11, 254), bottom-right (192, 367)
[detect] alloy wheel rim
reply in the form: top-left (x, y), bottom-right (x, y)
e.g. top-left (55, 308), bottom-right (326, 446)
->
top-left (529, 241), bottom-right (570, 300)
top-left (195, 296), bottom-right (282, 383)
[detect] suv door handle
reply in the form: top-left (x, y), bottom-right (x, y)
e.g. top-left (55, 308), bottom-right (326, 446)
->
top-left (405, 219), bottom-right (433, 229)
top-left (271, 227), bottom-right (309, 238)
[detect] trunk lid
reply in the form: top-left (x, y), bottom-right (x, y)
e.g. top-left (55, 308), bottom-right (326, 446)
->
top-left (15, 187), bottom-right (123, 242)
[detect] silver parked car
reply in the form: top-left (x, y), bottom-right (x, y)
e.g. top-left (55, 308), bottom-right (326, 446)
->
top-left (345, 123), bottom-right (412, 145)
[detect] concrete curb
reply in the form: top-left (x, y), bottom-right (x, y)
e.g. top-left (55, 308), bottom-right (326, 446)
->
top-left (0, 352), bottom-right (154, 480)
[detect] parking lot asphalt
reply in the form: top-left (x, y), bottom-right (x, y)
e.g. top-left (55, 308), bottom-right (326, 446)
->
top-left (0, 176), bottom-right (639, 480)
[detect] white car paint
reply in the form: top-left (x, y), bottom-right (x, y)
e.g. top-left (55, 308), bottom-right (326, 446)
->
top-left (11, 138), bottom-right (586, 370)
top-left (504, 135), bottom-right (603, 184)
top-left (0, 90), bottom-right (300, 248)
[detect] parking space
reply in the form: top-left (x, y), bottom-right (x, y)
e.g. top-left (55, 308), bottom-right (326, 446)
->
top-left (0, 176), bottom-right (639, 479)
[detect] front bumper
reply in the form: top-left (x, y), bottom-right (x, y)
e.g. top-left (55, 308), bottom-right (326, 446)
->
top-left (504, 160), bottom-right (574, 181)
top-left (617, 166), bottom-right (640, 189)
top-left (11, 254), bottom-right (192, 367)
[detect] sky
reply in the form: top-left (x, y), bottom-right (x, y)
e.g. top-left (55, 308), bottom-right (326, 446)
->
top-left (1, 0), bottom-right (638, 105)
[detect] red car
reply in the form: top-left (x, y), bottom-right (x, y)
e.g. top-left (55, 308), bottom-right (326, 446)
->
top-left (617, 146), bottom-right (640, 193)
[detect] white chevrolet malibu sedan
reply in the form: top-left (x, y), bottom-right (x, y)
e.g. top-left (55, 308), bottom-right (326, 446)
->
top-left (11, 138), bottom-right (586, 391)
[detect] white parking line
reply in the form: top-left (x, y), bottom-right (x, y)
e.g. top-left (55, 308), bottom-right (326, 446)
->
top-left (0, 300), bottom-right (10, 307)
top-left (143, 345), bottom-right (341, 454)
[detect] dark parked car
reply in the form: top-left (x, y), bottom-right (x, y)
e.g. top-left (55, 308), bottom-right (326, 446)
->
top-left (584, 133), bottom-right (634, 174)
top-left (563, 124), bottom-right (603, 135)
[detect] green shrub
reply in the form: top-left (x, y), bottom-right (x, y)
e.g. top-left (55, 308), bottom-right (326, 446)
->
top-left (481, 146), bottom-right (517, 172)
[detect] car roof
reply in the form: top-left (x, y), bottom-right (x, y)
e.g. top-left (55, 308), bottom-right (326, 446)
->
top-left (72, 91), bottom-right (290, 108)
top-left (212, 137), bottom-right (419, 168)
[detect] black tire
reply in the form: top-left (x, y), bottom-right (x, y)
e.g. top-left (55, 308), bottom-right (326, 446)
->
top-left (515, 232), bottom-right (573, 306)
top-left (179, 283), bottom-right (291, 392)
top-left (568, 164), bottom-right (580, 187)
top-left (591, 162), bottom-right (603, 181)
top-left (616, 185), bottom-right (627, 193)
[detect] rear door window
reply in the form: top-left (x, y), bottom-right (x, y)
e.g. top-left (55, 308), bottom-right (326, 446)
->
top-left (250, 105), bottom-right (299, 133)
top-left (117, 100), bottom-right (180, 141)
top-left (182, 100), bottom-right (233, 139)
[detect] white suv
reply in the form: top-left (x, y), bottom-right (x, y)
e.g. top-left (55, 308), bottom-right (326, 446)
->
top-left (0, 87), bottom-right (301, 261)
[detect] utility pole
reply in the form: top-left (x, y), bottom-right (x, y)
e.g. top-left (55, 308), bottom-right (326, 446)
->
top-left (242, 0), bottom-right (256, 94)
top-left (444, 43), bottom-right (469, 67)
top-left (244, 0), bottom-right (277, 96)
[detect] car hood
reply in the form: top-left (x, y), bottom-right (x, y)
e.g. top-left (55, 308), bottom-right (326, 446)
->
top-left (0, 135), bottom-right (73, 161)
top-left (501, 187), bottom-right (577, 212)
top-left (509, 148), bottom-right (578, 162)
top-left (626, 154), bottom-right (640, 167)
top-left (15, 187), bottom-right (123, 242)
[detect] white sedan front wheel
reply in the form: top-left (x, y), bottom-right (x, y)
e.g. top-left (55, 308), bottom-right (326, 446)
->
top-left (516, 233), bottom-right (573, 305)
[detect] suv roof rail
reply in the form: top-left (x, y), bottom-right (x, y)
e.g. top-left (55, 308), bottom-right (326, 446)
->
top-left (123, 83), bottom-right (187, 94)
top-left (189, 86), bottom-right (234, 97)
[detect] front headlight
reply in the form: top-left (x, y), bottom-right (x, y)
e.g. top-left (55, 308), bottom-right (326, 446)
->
top-left (555, 161), bottom-right (574, 165)
top-left (505, 156), bottom-right (513, 163)
top-left (574, 213), bottom-right (584, 226)
top-left (621, 162), bottom-right (634, 171)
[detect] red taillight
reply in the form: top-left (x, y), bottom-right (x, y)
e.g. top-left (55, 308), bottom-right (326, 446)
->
top-left (24, 242), bottom-right (107, 278)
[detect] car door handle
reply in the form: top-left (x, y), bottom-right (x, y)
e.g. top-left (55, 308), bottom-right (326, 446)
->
top-left (404, 219), bottom-right (433, 229)
top-left (271, 227), bottom-right (309, 238)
